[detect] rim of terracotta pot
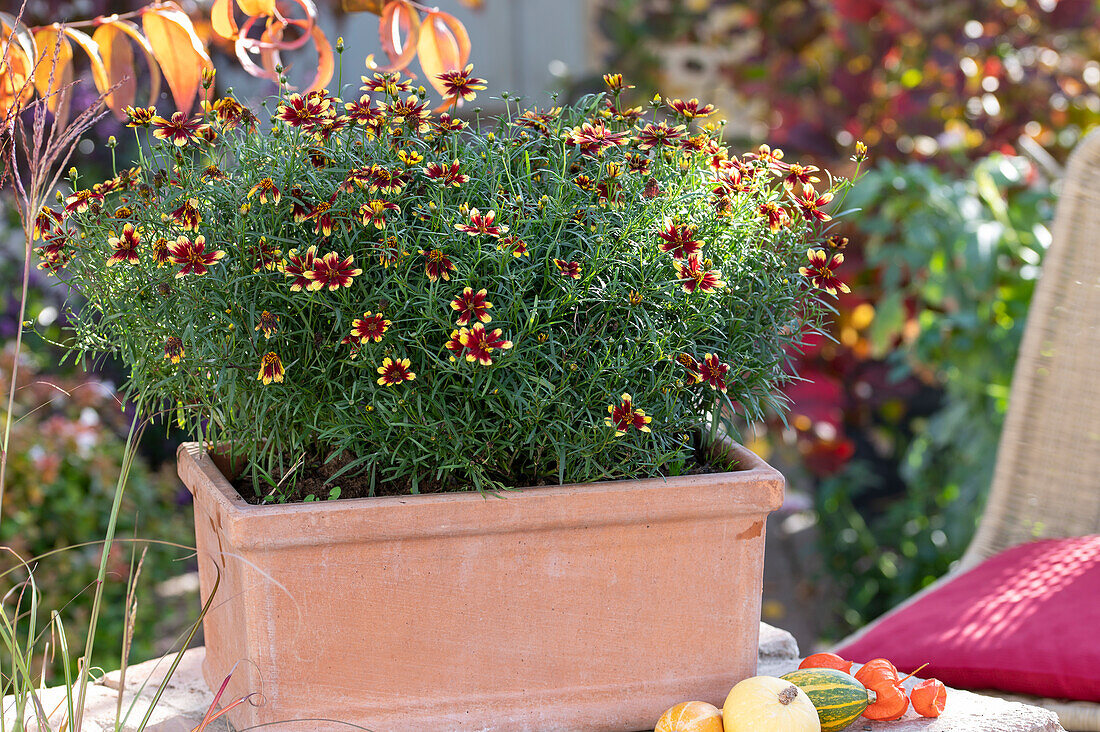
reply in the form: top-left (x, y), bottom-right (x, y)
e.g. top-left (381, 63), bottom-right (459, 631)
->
top-left (177, 438), bottom-right (785, 549)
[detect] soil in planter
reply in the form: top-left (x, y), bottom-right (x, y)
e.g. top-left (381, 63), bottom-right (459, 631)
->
top-left (232, 434), bottom-right (740, 505)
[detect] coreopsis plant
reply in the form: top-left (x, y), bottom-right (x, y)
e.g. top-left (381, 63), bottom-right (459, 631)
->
top-left (42, 71), bottom-right (860, 500)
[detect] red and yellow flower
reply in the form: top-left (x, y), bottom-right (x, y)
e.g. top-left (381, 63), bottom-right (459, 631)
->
top-left (163, 336), bottom-right (184, 363)
top-left (345, 95), bottom-right (384, 132)
top-left (309, 199), bottom-right (338, 237)
top-left (450, 287), bottom-right (493, 326)
top-left (275, 92), bottom-right (332, 130)
top-left (799, 249), bottom-right (850, 295)
top-left (376, 357), bottom-right (415, 386)
top-left (635, 121), bottom-right (686, 150)
top-left (360, 71), bottom-right (412, 96)
top-left (168, 197), bottom-right (202, 231)
top-left (434, 112), bottom-right (468, 134)
top-left (566, 121), bottom-right (630, 157)
top-left (424, 160), bottom-right (469, 187)
top-left (305, 251), bottom-right (361, 291)
top-left (602, 73), bottom-right (634, 92)
top-left (151, 111), bottom-right (211, 146)
top-left (124, 105), bottom-right (156, 127)
top-left (783, 163), bottom-right (820, 190)
top-left (656, 220), bottom-right (703, 259)
top-left (456, 323), bottom-right (513, 366)
top-left (152, 237), bottom-right (170, 267)
top-left (167, 235), bottom-right (225, 278)
top-left (351, 311), bottom-right (391, 343)
top-left (665, 97), bottom-right (716, 119)
top-left (257, 352), bottom-right (285, 385)
top-left (758, 201), bottom-right (790, 232)
top-left (283, 246), bottom-right (318, 291)
top-left (455, 208), bottom-right (508, 238)
top-left (33, 207), bottom-right (63, 240)
top-left (553, 258), bottom-right (582, 279)
top-left (63, 189), bottom-right (103, 216)
top-left (418, 248), bottom-right (456, 282)
top-left (514, 107), bottom-right (561, 136)
top-left (605, 393), bottom-right (652, 436)
top-left (246, 237), bottom-right (282, 272)
top-left (368, 165), bottom-right (410, 195)
top-left (791, 183), bottom-right (834, 223)
top-left (106, 224), bottom-right (141, 266)
top-left (674, 254), bottom-right (725, 294)
top-left (382, 95), bottom-right (431, 134)
top-left (247, 178), bottom-right (281, 205)
top-left (359, 199), bottom-right (400, 229)
top-left (496, 236), bottom-right (529, 257)
top-left (437, 64), bottom-right (487, 102)
top-left (255, 310), bottom-right (279, 339)
top-left (699, 353), bottom-right (730, 393)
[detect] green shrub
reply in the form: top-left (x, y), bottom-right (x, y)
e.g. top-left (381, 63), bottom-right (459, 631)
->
top-left (815, 154), bottom-right (1056, 630)
top-left (44, 73), bottom-right (859, 500)
top-left (0, 345), bottom-right (193, 677)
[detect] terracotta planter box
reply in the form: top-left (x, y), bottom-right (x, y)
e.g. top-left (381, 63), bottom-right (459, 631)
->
top-left (178, 439), bottom-right (784, 732)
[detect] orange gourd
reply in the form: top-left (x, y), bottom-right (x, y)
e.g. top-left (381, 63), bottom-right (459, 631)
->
top-left (862, 683), bottom-right (908, 721)
top-left (853, 658), bottom-right (898, 688)
top-left (655, 701), bottom-right (723, 732)
top-left (798, 652), bottom-right (853, 674)
top-left (911, 678), bottom-right (947, 718)
top-left (855, 659), bottom-right (907, 721)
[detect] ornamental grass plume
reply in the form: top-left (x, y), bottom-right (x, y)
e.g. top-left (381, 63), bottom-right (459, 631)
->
top-left (44, 70), bottom-right (862, 500)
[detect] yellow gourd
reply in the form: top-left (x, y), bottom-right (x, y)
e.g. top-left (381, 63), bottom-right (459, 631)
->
top-left (655, 701), bottom-right (723, 732)
top-left (722, 676), bottom-right (821, 732)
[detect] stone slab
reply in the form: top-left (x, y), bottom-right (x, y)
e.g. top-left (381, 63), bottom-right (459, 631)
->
top-left (4, 627), bottom-right (1066, 732)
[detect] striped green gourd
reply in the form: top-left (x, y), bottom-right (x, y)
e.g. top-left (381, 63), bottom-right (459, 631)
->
top-left (780, 668), bottom-right (875, 731)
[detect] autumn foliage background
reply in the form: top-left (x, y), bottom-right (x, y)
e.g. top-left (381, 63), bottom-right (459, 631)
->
top-left (2, 0), bottom-right (1098, 665)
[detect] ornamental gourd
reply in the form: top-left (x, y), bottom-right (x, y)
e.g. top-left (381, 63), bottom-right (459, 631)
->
top-left (780, 668), bottom-right (874, 732)
top-left (722, 676), bottom-right (821, 732)
top-left (655, 701), bottom-right (724, 732)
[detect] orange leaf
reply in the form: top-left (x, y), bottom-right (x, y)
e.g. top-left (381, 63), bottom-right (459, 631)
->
top-left (100, 18), bottom-right (163, 109)
top-left (304, 23), bottom-right (333, 94)
top-left (0, 11), bottom-right (37, 67)
top-left (32, 26), bottom-right (73, 125)
top-left (341, 0), bottom-right (386, 12)
top-left (211, 0), bottom-right (239, 40)
top-left (372, 0), bottom-right (419, 73)
top-left (92, 23), bottom-right (136, 118)
top-left (428, 11), bottom-right (470, 68)
top-left (61, 27), bottom-right (111, 96)
top-left (417, 11), bottom-right (462, 97)
top-left (236, 0), bottom-right (277, 17)
top-left (142, 4), bottom-right (213, 115)
top-left (1, 16), bottom-right (37, 118)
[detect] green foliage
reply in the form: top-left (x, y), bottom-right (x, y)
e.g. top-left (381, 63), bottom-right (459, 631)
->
top-left (0, 346), bottom-right (192, 678)
top-left (46, 76), bottom-right (857, 499)
top-left (815, 154), bottom-right (1056, 631)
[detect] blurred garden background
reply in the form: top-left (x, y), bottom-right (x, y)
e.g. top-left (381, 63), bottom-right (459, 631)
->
top-left (2, 0), bottom-right (1096, 676)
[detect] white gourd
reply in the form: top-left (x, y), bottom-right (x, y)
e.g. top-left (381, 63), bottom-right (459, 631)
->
top-left (722, 675), bottom-right (821, 732)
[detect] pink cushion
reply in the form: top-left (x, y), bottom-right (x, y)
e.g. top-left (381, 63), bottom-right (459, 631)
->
top-left (835, 535), bottom-right (1100, 701)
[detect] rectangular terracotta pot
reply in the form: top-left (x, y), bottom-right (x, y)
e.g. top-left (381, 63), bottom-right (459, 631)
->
top-left (178, 439), bottom-right (784, 732)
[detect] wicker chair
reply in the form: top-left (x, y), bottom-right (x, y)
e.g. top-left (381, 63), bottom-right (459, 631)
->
top-left (836, 129), bottom-right (1100, 731)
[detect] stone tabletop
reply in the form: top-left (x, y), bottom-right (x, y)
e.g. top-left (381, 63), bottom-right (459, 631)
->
top-left (5, 624), bottom-right (1066, 731)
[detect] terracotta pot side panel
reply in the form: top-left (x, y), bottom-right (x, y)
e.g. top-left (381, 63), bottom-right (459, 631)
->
top-left (180, 443), bottom-right (780, 732)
